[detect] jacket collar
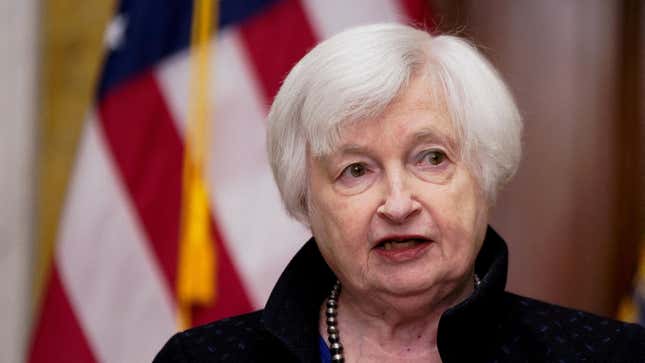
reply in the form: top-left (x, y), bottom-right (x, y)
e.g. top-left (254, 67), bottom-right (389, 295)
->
top-left (262, 226), bottom-right (508, 362)
top-left (437, 227), bottom-right (508, 361)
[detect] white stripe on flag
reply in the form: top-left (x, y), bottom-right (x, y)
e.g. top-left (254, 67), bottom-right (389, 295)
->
top-left (156, 29), bottom-right (309, 308)
top-left (56, 114), bottom-right (176, 363)
top-left (301, 0), bottom-right (405, 40)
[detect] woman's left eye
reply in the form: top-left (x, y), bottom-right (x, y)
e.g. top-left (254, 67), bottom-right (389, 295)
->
top-left (418, 150), bottom-right (446, 166)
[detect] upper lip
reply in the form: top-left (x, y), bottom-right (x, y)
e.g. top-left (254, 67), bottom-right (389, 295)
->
top-left (373, 234), bottom-right (432, 247)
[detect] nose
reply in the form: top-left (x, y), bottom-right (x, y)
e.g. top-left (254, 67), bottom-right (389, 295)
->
top-left (376, 172), bottom-right (421, 224)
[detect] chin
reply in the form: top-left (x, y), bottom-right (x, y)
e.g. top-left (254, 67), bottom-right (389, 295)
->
top-left (374, 261), bottom-right (471, 300)
top-left (371, 271), bottom-right (441, 298)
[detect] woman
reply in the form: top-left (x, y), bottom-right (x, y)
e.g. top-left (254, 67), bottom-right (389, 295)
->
top-left (155, 23), bottom-right (644, 362)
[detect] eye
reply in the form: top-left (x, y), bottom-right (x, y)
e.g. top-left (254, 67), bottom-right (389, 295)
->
top-left (418, 150), bottom-right (446, 166)
top-left (334, 161), bottom-right (376, 194)
top-left (342, 163), bottom-right (367, 178)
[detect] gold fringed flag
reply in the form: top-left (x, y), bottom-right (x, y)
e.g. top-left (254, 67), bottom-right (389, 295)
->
top-left (177, 0), bottom-right (219, 329)
top-left (27, 1), bottom-right (430, 361)
top-left (618, 236), bottom-right (645, 325)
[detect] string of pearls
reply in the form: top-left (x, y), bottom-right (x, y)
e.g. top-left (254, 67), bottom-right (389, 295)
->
top-left (325, 281), bottom-right (344, 362)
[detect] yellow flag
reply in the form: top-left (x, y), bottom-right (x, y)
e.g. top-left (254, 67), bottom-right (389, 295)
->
top-left (176, 0), bottom-right (218, 330)
top-left (618, 237), bottom-right (645, 324)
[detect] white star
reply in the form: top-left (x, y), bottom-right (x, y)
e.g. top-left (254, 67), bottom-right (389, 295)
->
top-left (104, 14), bottom-right (128, 51)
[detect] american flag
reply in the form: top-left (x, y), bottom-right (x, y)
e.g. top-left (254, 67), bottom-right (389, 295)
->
top-left (28, 1), bottom-right (431, 361)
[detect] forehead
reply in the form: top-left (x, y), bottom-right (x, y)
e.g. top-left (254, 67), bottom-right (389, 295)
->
top-left (334, 77), bottom-right (457, 152)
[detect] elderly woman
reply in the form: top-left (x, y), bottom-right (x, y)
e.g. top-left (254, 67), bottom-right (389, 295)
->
top-left (155, 24), bottom-right (644, 362)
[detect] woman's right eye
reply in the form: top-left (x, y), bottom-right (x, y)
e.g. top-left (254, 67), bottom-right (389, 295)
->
top-left (344, 163), bottom-right (366, 178)
top-left (336, 162), bottom-right (372, 188)
top-left (334, 162), bottom-right (377, 194)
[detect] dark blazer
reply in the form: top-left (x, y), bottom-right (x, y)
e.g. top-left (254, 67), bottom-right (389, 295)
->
top-left (154, 228), bottom-right (645, 362)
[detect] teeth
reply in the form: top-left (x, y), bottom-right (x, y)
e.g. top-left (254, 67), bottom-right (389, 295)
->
top-left (382, 239), bottom-right (419, 250)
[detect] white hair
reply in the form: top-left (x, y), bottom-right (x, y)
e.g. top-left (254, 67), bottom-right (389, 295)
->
top-left (267, 23), bottom-right (522, 224)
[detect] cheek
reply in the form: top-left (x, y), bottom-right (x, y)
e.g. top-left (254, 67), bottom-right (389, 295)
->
top-left (308, 194), bottom-right (375, 285)
top-left (308, 185), bottom-right (366, 250)
top-left (431, 172), bottom-right (487, 255)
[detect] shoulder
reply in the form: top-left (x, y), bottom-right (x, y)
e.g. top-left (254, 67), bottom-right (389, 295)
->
top-left (498, 292), bottom-right (645, 361)
top-left (153, 310), bottom-right (282, 362)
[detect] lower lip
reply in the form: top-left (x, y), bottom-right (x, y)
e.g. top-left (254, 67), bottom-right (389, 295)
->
top-left (373, 241), bottom-right (432, 263)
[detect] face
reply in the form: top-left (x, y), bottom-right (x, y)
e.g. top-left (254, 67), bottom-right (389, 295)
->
top-left (307, 77), bottom-right (489, 304)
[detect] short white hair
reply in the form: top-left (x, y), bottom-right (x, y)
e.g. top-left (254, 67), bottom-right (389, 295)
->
top-left (267, 23), bottom-right (522, 224)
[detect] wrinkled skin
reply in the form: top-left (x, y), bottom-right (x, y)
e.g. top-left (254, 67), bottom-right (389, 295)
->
top-left (308, 77), bottom-right (489, 362)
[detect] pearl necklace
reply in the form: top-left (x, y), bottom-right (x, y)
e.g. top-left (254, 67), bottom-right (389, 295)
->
top-left (324, 275), bottom-right (481, 363)
top-left (325, 281), bottom-right (344, 362)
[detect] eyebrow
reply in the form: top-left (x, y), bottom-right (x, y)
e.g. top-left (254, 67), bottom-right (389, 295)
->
top-left (335, 143), bottom-right (370, 155)
top-left (319, 144), bottom-right (373, 170)
top-left (412, 127), bottom-right (458, 152)
top-left (329, 126), bottom-right (459, 160)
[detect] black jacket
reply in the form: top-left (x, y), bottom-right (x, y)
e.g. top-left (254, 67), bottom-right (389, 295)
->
top-left (154, 228), bottom-right (645, 362)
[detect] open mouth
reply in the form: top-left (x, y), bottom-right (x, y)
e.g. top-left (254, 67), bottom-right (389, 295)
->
top-left (377, 238), bottom-right (430, 251)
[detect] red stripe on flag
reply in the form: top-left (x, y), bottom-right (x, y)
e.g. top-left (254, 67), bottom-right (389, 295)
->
top-left (98, 72), bottom-right (253, 321)
top-left (399, 0), bottom-right (435, 28)
top-left (28, 266), bottom-right (97, 363)
top-left (239, 0), bottom-right (318, 103)
top-left (99, 72), bottom-right (183, 293)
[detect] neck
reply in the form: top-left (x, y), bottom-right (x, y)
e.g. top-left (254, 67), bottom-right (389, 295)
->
top-left (320, 276), bottom-right (475, 362)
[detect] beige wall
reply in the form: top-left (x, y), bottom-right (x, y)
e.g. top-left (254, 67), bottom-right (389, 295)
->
top-left (0, 0), bottom-right (39, 361)
top-left (458, 0), bottom-right (637, 316)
